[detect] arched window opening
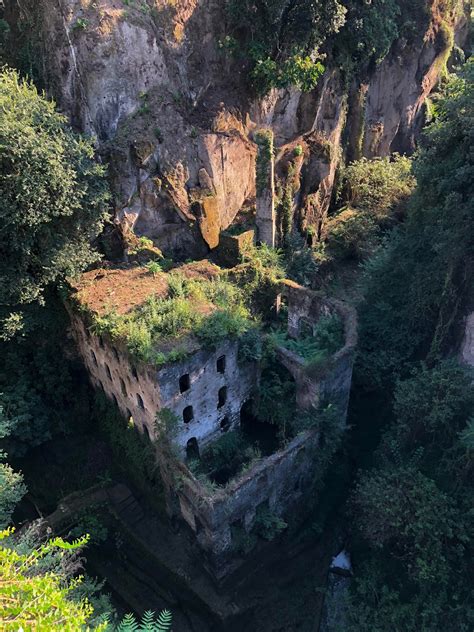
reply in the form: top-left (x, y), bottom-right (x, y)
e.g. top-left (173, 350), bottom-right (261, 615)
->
top-left (220, 416), bottom-right (230, 432)
top-left (183, 405), bottom-right (194, 424)
top-left (186, 437), bottom-right (200, 461)
top-left (120, 378), bottom-right (127, 396)
top-left (137, 393), bottom-right (145, 410)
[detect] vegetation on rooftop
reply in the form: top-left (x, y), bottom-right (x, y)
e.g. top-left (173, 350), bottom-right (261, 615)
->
top-left (88, 271), bottom-right (255, 365)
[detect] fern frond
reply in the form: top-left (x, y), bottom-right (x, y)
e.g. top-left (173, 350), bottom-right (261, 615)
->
top-left (156, 609), bottom-right (172, 632)
top-left (116, 612), bottom-right (139, 632)
top-left (139, 610), bottom-right (155, 631)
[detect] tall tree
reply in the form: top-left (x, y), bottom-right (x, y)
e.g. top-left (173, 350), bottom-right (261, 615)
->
top-left (0, 68), bottom-right (109, 339)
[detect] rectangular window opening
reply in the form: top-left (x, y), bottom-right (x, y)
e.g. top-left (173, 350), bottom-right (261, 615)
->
top-left (218, 386), bottom-right (227, 409)
top-left (179, 373), bottom-right (191, 393)
top-left (216, 356), bottom-right (226, 374)
top-left (183, 405), bottom-right (194, 424)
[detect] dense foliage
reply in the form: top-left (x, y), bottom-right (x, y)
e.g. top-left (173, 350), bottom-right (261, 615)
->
top-left (0, 528), bottom-right (172, 631)
top-left (223, 0), bottom-right (448, 93)
top-left (224, 0), bottom-right (345, 93)
top-left (343, 61), bottom-right (474, 631)
top-left (88, 271), bottom-right (254, 365)
top-left (345, 363), bottom-right (474, 631)
top-left (0, 406), bottom-right (26, 528)
top-left (357, 60), bottom-right (474, 387)
top-left (0, 69), bottom-right (109, 339)
top-left (325, 154), bottom-right (415, 261)
top-left (0, 530), bottom-right (103, 631)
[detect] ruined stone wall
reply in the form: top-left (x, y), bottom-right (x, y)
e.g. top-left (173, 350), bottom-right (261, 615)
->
top-left (158, 286), bottom-right (357, 578)
top-left (278, 281), bottom-right (357, 413)
top-left (161, 428), bottom-right (321, 578)
top-left (155, 341), bottom-right (258, 454)
top-left (69, 311), bottom-right (162, 440)
top-left (214, 229), bottom-right (255, 268)
top-left (255, 130), bottom-right (276, 247)
top-left (69, 311), bottom-right (257, 454)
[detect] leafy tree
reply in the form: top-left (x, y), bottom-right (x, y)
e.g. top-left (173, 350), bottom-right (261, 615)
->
top-left (333, 0), bottom-right (401, 75)
top-left (0, 530), bottom-right (105, 630)
top-left (0, 404), bottom-right (26, 528)
top-left (325, 154), bottom-right (415, 260)
top-left (345, 362), bottom-right (474, 631)
top-left (0, 527), bottom-right (173, 630)
top-left (225, 0), bottom-right (346, 93)
top-left (0, 68), bottom-right (109, 338)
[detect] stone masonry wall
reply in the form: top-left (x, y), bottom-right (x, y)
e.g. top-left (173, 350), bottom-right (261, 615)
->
top-left (158, 287), bottom-right (357, 578)
top-left (160, 427), bottom-right (321, 579)
top-left (278, 281), bottom-right (357, 414)
top-left (69, 311), bottom-right (257, 456)
top-left (255, 130), bottom-right (276, 247)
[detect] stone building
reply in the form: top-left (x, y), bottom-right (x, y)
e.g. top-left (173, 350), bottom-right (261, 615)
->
top-left (68, 262), bottom-right (356, 578)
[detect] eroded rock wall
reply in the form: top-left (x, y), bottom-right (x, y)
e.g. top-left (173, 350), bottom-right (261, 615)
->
top-left (18, 0), bottom-right (468, 257)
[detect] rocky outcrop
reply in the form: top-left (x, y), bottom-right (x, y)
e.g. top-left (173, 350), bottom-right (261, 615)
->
top-left (16, 0), bottom-right (468, 257)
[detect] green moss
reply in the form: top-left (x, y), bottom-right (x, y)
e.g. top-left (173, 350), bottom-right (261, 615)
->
top-left (255, 129), bottom-right (274, 197)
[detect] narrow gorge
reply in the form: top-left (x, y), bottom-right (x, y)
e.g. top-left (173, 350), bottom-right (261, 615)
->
top-left (0, 1), bottom-right (472, 631)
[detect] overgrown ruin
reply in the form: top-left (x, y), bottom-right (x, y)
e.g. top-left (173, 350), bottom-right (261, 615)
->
top-left (69, 235), bottom-right (356, 577)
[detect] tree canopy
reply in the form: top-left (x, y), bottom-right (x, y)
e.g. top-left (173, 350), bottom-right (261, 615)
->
top-left (0, 68), bottom-right (109, 338)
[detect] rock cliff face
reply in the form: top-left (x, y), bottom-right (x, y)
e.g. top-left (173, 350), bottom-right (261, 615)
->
top-left (19, 0), bottom-right (467, 257)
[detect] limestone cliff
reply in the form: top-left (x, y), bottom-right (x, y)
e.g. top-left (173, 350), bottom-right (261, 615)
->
top-left (12, 0), bottom-right (469, 257)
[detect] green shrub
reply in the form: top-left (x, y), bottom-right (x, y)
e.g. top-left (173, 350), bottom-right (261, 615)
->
top-left (313, 314), bottom-right (345, 355)
top-left (145, 261), bottom-right (162, 276)
top-left (343, 154), bottom-right (415, 221)
top-left (192, 429), bottom-right (261, 485)
top-left (238, 326), bottom-right (263, 362)
top-left (271, 314), bottom-right (344, 364)
top-left (251, 54), bottom-right (325, 94)
top-left (195, 307), bottom-right (250, 347)
top-left (326, 208), bottom-right (380, 260)
top-left (253, 505), bottom-right (287, 541)
top-left (284, 233), bottom-right (319, 285)
top-left (72, 17), bottom-right (88, 31)
top-left (294, 144), bottom-right (303, 157)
